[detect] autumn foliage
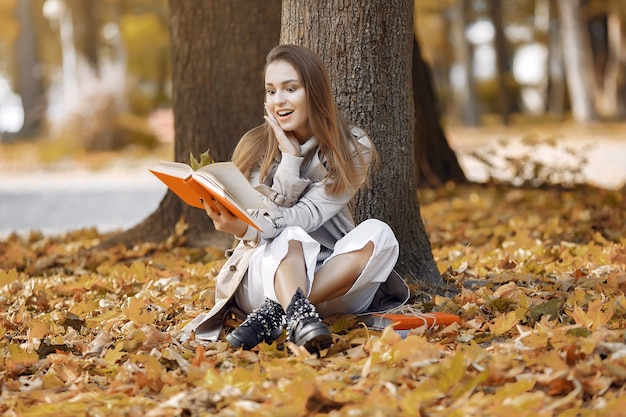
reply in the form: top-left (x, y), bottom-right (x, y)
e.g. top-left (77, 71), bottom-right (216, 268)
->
top-left (1, 183), bottom-right (625, 416)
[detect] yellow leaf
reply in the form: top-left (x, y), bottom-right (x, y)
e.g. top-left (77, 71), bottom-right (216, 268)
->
top-left (518, 293), bottom-right (530, 310)
top-left (28, 319), bottom-right (49, 340)
top-left (400, 388), bottom-right (442, 415)
top-left (203, 367), bottom-right (225, 391)
top-left (497, 379), bottom-right (536, 397)
top-left (42, 368), bottom-right (66, 389)
top-left (522, 330), bottom-right (548, 349)
top-left (571, 305), bottom-right (589, 328)
top-left (104, 341), bottom-right (126, 365)
top-left (131, 353), bottom-right (164, 381)
top-left (490, 311), bottom-right (519, 336)
top-left (571, 298), bottom-right (613, 330)
top-left (434, 350), bottom-right (466, 392)
top-left (7, 343), bottom-right (39, 365)
top-left (0, 268), bottom-right (18, 287)
top-left (69, 300), bottom-right (100, 316)
top-left (124, 297), bottom-right (157, 326)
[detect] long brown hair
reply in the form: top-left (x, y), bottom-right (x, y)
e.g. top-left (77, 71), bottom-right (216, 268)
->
top-left (232, 44), bottom-right (376, 194)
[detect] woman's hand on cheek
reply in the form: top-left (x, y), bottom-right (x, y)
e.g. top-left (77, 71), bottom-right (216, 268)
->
top-left (264, 104), bottom-right (300, 156)
top-left (202, 198), bottom-right (248, 238)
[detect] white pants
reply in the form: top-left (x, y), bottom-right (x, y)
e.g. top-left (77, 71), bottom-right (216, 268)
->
top-left (235, 219), bottom-right (399, 318)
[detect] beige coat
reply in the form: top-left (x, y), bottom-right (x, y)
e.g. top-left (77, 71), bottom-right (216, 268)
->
top-left (179, 127), bottom-right (409, 342)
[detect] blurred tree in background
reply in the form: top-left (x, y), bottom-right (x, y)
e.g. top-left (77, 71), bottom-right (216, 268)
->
top-left (1, 0), bottom-right (172, 149)
top-left (2, 0), bottom-right (625, 145)
top-left (414, 0), bottom-right (626, 123)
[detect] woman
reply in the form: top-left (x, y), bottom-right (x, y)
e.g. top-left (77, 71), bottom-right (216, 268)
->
top-left (180, 44), bottom-right (408, 353)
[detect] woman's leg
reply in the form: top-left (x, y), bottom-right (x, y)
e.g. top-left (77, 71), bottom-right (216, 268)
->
top-left (308, 241), bottom-right (374, 305)
top-left (274, 240), bottom-right (308, 309)
top-left (272, 239), bottom-right (333, 352)
top-left (273, 239), bottom-right (376, 306)
top-left (232, 228), bottom-right (331, 352)
top-left (312, 219), bottom-right (400, 317)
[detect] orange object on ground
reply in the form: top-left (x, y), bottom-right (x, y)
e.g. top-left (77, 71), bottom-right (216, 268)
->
top-left (363, 312), bottom-right (461, 330)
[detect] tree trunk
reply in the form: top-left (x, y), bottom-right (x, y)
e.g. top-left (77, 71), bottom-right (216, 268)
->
top-left (448, 0), bottom-right (479, 126)
top-left (281, 0), bottom-right (443, 289)
top-left (557, 0), bottom-right (597, 122)
top-left (100, 0), bottom-right (281, 249)
top-left (15, 0), bottom-right (45, 138)
top-left (412, 37), bottom-right (466, 188)
top-left (594, 5), bottom-right (624, 119)
top-left (609, 3), bottom-right (626, 119)
top-left (490, 0), bottom-right (512, 125)
top-left (542, 0), bottom-right (565, 118)
top-left (547, 31), bottom-right (566, 118)
top-left (68, 0), bottom-right (100, 72)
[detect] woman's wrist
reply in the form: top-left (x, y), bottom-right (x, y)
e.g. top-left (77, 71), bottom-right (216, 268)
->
top-left (280, 153), bottom-right (304, 176)
top-left (234, 222), bottom-right (248, 239)
top-left (236, 225), bottom-right (260, 244)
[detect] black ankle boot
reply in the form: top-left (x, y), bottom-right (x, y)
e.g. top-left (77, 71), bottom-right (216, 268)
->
top-left (226, 298), bottom-right (285, 350)
top-left (285, 288), bottom-right (332, 353)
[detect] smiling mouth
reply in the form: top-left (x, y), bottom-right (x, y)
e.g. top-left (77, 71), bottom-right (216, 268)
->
top-left (277, 110), bottom-right (294, 117)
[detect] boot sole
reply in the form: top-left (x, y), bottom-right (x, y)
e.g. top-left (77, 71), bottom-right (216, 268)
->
top-left (295, 326), bottom-right (333, 353)
top-left (226, 331), bottom-right (256, 350)
top-left (226, 327), bottom-right (283, 350)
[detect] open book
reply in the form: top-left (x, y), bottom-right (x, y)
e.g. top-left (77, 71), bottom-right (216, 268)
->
top-left (149, 161), bottom-right (266, 232)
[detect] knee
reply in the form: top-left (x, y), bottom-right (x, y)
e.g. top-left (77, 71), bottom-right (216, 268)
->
top-left (360, 218), bottom-right (389, 230)
top-left (359, 219), bottom-right (397, 243)
top-left (362, 240), bottom-right (375, 257)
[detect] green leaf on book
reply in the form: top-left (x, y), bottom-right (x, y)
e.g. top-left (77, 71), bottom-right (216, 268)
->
top-left (190, 149), bottom-right (214, 170)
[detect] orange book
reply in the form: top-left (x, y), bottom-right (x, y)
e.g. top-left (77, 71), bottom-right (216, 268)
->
top-left (363, 312), bottom-right (460, 330)
top-left (149, 161), bottom-right (266, 232)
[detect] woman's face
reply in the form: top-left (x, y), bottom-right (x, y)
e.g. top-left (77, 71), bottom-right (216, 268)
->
top-left (265, 60), bottom-right (311, 141)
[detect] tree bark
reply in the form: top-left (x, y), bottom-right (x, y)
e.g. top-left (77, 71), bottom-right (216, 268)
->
top-left (100, 0), bottom-right (280, 249)
top-left (281, 0), bottom-right (443, 289)
top-left (412, 37), bottom-right (467, 188)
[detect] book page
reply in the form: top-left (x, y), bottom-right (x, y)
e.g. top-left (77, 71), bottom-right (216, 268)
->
top-left (186, 173), bottom-right (263, 231)
top-left (194, 163), bottom-right (266, 210)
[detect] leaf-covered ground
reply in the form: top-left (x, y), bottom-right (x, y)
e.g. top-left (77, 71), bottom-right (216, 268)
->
top-left (1, 182), bottom-right (625, 417)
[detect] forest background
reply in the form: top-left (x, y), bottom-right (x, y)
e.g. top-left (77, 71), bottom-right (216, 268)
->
top-left (1, 0), bottom-right (626, 416)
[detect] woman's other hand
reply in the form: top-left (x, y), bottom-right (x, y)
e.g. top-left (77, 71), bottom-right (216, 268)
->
top-left (202, 198), bottom-right (248, 238)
